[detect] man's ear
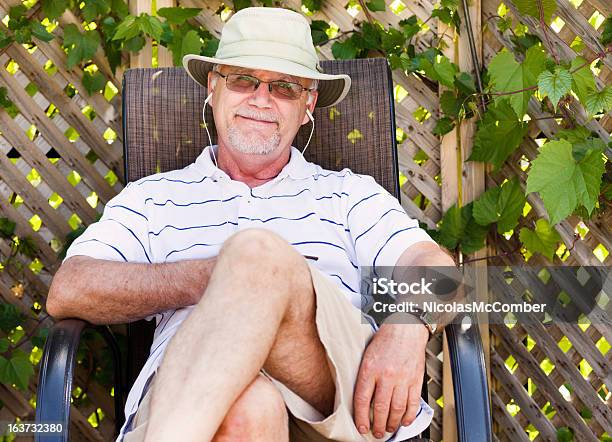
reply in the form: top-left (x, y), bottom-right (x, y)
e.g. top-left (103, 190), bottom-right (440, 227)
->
top-left (207, 71), bottom-right (218, 93)
top-left (301, 91), bottom-right (318, 125)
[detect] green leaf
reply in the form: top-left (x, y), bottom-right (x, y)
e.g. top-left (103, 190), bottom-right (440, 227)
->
top-left (555, 127), bottom-right (606, 161)
top-left (0, 86), bottom-right (18, 116)
top-left (487, 46), bottom-right (546, 117)
top-left (440, 90), bottom-right (461, 118)
top-left (111, 0), bottom-right (129, 19)
top-left (555, 426), bottom-right (575, 442)
top-left (0, 350), bottom-right (34, 390)
top-left (599, 15), bottom-right (612, 46)
top-left (41, 0), bottom-right (69, 20)
top-left (0, 338), bottom-right (9, 353)
top-left (461, 215), bottom-right (489, 255)
top-left (381, 28), bottom-right (406, 54)
top-left (124, 35), bottom-right (145, 52)
top-left (473, 178), bottom-right (525, 233)
top-left (0, 304), bottom-right (22, 334)
top-left (234, 0), bottom-right (253, 11)
top-left (419, 55), bottom-right (458, 88)
top-left (18, 237), bottom-right (37, 259)
top-left (526, 139), bottom-right (605, 224)
top-left (332, 38), bottom-right (357, 60)
top-left (583, 85), bottom-right (612, 116)
top-left (399, 16), bottom-right (420, 40)
top-left (0, 29), bottom-right (13, 48)
top-left (311, 20), bottom-right (330, 46)
top-left (31, 23), bottom-right (54, 42)
top-left (432, 117), bottom-right (455, 136)
top-left (366, 0), bottom-right (386, 12)
top-left (31, 328), bottom-right (49, 349)
top-left (177, 29), bottom-right (202, 66)
top-left (157, 7), bottom-right (201, 25)
top-left (302, 0), bottom-right (322, 12)
top-left (437, 204), bottom-right (469, 250)
top-left (570, 57), bottom-right (596, 105)
top-left (511, 0), bottom-right (557, 24)
top-left (0, 217), bottom-right (16, 238)
top-left (63, 24), bottom-right (101, 68)
top-left (361, 22), bottom-right (382, 49)
top-left (82, 0), bottom-right (110, 22)
top-left (537, 66), bottom-right (572, 110)
top-left (82, 71), bottom-right (107, 95)
top-left (454, 72), bottom-right (477, 94)
top-left (468, 99), bottom-right (529, 170)
top-left (519, 219), bottom-right (561, 261)
top-left (137, 14), bottom-right (163, 41)
top-left (436, 203), bottom-right (487, 253)
top-left (572, 137), bottom-right (606, 162)
top-left (113, 15), bottom-right (139, 41)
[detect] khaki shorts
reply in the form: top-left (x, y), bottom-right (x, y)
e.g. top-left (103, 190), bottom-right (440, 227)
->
top-left (123, 265), bottom-right (399, 442)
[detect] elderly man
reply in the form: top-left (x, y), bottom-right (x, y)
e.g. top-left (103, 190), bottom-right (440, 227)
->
top-left (47, 7), bottom-right (456, 442)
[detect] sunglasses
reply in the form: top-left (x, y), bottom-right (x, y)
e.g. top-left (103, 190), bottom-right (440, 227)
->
top-left (215, 72), bottom-right (314, 100)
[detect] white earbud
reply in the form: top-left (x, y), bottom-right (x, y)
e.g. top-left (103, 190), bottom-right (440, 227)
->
top-left (306, 108), bottom-right (314, 122)
top-left (204, 92), bottom-right (213, 106)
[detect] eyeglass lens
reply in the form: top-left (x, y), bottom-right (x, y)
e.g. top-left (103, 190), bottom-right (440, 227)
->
top-left (226, 74), bottom-right (304, 100)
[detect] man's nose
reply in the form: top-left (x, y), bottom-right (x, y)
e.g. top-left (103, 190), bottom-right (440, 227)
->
top-left (248, 82), bottom-right (273, 107)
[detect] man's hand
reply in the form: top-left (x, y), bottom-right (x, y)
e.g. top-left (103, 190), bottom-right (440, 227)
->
top-left (354, 322), bottom-right (429, 439)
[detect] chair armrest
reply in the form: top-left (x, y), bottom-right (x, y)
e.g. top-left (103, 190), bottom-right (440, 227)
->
top-left (35, 319), bottom-right (87, 442)
top-left (445, 314), bottom-right (492, 442)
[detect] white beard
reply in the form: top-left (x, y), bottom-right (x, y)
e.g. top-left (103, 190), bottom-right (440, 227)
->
top-left (227, 125), bottom-right (281, 155)
top-left (226, 109), bottom-right (282, 155)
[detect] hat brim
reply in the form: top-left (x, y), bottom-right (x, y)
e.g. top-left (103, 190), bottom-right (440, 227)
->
top-left (183, 54), bottom-right (351, 108)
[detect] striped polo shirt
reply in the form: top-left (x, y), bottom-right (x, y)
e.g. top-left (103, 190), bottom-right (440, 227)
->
top-left (64, 145), bottom-right (435, 440)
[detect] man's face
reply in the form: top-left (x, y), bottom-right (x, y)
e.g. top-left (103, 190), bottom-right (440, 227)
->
top-left (208, 66), bottom-right (317, 156)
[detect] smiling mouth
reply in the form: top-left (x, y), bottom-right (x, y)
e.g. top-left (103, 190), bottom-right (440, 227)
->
top-left (237, 115), bottom-right (277, 125)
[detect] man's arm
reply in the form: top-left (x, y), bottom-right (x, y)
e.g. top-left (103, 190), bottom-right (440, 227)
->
top-left (354, 241), bottom-right (458, 438)
top-left (46, 256), bottom-right (216, 324)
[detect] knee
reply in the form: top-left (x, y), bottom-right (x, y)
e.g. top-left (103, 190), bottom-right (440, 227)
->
top-left (221, 229), bottom-right (288, 258)
top-left (219, 228), bottom-right (303, 273)
top-left (214, 376), bottom-right (288, 440)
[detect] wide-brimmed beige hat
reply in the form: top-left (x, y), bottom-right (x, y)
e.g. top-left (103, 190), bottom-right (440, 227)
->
top-left (183, 7), bottom-right (351, 108)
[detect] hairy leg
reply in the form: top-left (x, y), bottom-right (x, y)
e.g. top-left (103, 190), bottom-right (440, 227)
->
top-left (144, 229), bottom-right (335, 441)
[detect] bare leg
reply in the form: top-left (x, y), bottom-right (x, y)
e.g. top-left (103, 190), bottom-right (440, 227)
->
top-left (144, 229), bottom-right (335, 441)
top-left (211, 375), bottom-right (288, 442)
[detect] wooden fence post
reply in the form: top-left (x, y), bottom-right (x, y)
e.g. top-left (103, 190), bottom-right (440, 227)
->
top-left (440, 1), bottom-right (490, 440)
top-left (156, 0), bottom-right (175, 67)
top-left (128, 0), bottom-right (151, 68)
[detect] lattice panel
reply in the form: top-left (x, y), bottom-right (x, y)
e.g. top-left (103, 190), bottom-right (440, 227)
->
top-left (0, 0), bottom-right (123, 439)
top-left (482, 0), bottom-right (611, 439)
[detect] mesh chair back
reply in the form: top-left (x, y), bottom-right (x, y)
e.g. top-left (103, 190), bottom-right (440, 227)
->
top-left (121, 57), bottom-right (400, 390)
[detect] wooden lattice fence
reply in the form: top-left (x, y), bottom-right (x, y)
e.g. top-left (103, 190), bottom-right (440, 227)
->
top-left (0, 0), bottom-right (609, 440)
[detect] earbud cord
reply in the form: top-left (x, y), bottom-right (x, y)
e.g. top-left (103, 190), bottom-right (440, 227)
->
top-left (301, 108), bottom-right (315, 156)
top-left (202, 93), bottom-right (218, 168)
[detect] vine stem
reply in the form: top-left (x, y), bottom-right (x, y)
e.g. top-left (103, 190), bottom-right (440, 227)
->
top-left (537, 0), bottom-right (559, 65)
top-left (460, 243), bottom-right (522, 264)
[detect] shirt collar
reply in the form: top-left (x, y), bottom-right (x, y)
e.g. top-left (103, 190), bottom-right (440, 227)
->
top-left (194, 145), bottom-right (316, 181)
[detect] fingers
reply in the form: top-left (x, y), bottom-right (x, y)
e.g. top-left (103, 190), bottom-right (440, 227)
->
top-left (386, 384), bottom-right (409, 433)
top-left (371, 381), bottom-right (393, 439)
top-left (353, 368), bottom-right (376, 435)
top-left (402, 385), bottom-right (422, 426)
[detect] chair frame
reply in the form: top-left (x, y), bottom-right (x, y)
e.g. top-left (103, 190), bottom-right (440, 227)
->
top-left (35, 58), bottom-right (492, 442)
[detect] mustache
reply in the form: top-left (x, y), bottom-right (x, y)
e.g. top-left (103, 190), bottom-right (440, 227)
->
top-left (235, 108), bottom-right (279, 123)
